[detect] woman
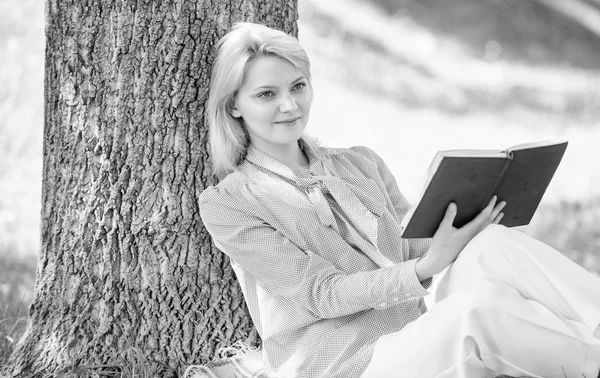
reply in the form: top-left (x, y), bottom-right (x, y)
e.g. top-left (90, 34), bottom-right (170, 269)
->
top-left (199, 22), bottom-right (600, 378)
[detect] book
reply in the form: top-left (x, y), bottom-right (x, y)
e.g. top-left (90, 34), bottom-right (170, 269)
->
top-left (400, 138), bottom-right (568, 238)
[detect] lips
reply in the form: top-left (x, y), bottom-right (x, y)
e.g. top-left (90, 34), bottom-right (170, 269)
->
top-left (275, 116), bottom-right (300, 124)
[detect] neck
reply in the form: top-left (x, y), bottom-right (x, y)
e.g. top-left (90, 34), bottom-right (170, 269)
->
top-left (252, 140), bottom-right (309, 173)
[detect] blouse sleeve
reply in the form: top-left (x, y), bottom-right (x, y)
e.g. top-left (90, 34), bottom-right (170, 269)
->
top-left (199, 186), bottom-right (430, 319)
top-left (352, 146), bottom-right (432, 260)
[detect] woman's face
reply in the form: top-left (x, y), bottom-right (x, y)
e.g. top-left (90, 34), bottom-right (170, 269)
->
top-left (231, 55), bottom-right (312, 152)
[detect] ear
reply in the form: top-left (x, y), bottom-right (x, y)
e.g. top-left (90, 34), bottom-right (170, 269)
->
top-left (228, 101), bottom-right (242, 118)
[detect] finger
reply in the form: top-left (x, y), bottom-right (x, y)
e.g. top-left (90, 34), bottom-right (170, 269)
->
top-left (439, 202), bottom-right (457, 230)
top-left (487, 195), bottom-right (498, 210)
top-left (492, 212), bottom-right (504, 224)
top-left (474, 195), bottom-right (497, 222)
top-left (490, 201), bottom-right (506, 220)
top-left (463, 196), bottom-right (496, 233)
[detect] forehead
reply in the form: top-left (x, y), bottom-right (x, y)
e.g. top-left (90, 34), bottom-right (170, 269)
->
top-left (241, 56), bottom-right (303, 88)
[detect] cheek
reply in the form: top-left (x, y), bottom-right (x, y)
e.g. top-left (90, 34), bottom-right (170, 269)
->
top-left (302, 88), bottom-right (314, 105)
top-left (239, 101), bottom-right (274, 121)
top-left (253, 105), bottom-right (278, 122)
top-left (300, 94), bottom-right (313, 111)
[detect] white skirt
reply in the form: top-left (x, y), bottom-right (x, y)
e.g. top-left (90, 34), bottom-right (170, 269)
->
top-left (361, 224), bottom-right (600, 378)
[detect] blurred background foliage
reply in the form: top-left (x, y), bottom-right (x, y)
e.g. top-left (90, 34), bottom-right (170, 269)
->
top-left (1, 0), bottom-right (599, 367)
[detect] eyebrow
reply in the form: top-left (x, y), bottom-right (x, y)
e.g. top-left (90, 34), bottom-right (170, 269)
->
top-left (251, 76), bottom-right (306, 91)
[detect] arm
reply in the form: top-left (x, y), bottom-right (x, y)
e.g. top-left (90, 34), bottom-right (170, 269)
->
top-left (352, 146), bottom-right (431, 259)
top-left (200, 187), bottom-right (430, 319)
top-left (353, 146), bottom-right (506, 281)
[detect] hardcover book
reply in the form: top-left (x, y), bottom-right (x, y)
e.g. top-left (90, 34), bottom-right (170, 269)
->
top-left (400, 138), bottom-right (568, 238)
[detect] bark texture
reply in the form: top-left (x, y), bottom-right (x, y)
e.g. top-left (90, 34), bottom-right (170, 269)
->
top-left (9, 0), bottom-right (298, 376)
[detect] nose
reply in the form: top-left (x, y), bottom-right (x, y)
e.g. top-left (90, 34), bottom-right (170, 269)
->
top-left (278, 92), bottom-right (298, 113)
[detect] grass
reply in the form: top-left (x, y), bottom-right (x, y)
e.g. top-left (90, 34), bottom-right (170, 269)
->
top-left (0, 254), bottom-right (35, 375)
top-left (524, 197), bottom-right (600, 275)
top-left (53, 347), bottom-right (166, 378)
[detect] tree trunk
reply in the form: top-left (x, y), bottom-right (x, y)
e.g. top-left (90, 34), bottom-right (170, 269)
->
top-left (8, 0), bottom-right (298, 377)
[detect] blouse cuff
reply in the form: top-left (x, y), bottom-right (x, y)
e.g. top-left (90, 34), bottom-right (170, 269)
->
top-left (374, 259), bottom-right (432, 310)
top-left (397, 258), bottom-right (431, 299)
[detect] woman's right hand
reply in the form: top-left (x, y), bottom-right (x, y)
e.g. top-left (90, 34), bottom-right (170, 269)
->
top-left (415, 196), bottom-right (506, 281)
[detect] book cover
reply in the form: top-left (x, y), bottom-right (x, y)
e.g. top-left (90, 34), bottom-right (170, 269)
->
top-left (400, 138), bottom-right (568, 238)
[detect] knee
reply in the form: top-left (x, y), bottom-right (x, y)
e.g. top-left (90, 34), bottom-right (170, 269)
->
top-left (459, 282), bottom-right (516, 319)
top-left (468, 224), bottom-right (507, 247)
top-left (458, 224), bottom-right (512, 263)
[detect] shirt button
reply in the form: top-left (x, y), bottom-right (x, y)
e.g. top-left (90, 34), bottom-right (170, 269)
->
top-left (403, 293), bottom-right (412, 298)
top-left (379, 302), bottom-right (387, 308)
top-left (393, 298), bottom-right (399, 302)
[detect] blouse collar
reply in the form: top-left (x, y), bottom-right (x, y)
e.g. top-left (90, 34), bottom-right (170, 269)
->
top-left (244, 139), bottom-right (322, 179)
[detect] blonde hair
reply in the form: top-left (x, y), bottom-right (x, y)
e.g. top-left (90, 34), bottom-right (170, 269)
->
top-left (206, 22), bottom-right (319, 178)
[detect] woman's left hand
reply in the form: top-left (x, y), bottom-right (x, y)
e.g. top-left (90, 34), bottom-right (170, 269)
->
top-left (415, 196), bottom-right (506, 281)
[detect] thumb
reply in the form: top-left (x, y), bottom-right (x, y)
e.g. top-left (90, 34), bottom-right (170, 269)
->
top-left (440, 202), bottom-right (457, 229)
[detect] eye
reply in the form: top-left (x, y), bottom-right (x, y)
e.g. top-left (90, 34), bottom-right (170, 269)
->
top-left (292, 82), bottom-right (307, 91)
top-left (257, 91), bottom-right (275, 98)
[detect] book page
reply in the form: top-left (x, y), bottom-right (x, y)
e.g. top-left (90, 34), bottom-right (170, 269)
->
top-left (507, 137), bottom-right (568, 152)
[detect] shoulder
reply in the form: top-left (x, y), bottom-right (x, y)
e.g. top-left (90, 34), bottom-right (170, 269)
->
top-left (347, 145), bottom-right (380, 162)
top-left (322, 145), bottom-right (383, 171)
top-left (320, 145), bottom-right (377, 160)
top-left (198, 170), bottom-right (248, 211)
top-left (198, 163), bottom-right (274, 215)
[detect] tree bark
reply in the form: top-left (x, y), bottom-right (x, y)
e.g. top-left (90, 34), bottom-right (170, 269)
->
top-left (8, 0), bottom-right (298, 377)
